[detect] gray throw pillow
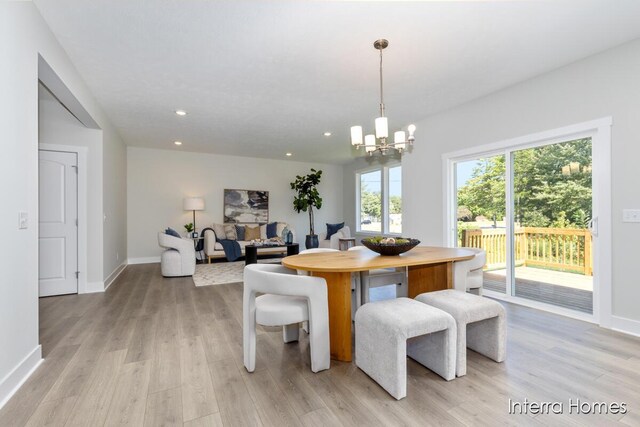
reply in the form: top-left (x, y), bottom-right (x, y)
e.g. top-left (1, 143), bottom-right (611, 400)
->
top-left (224, 224), bottom-right (237, 240)
top-left (212, 223), bottom-right (226, 241)
top-left (235, 224), bottom-right (246, 241)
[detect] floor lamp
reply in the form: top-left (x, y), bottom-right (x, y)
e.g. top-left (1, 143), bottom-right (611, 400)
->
top-left (183, 197), bottom-right (205, 237)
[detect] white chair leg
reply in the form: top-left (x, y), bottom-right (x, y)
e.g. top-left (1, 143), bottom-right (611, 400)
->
top-left (243, 313), bottom-right (257, 372)
top-left (360, 271), bottom-right (371, 305)
top-left (351, 273), bottom-right (361, 319)
top-left (396, 279), bottom-right (408, 298)
top-left (307, 313), bottom-right (330, 373)
top-left (283, 324), bottom-right (300, 343)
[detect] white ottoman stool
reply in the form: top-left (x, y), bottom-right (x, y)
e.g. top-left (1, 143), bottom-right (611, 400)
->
top-left (415, 289), bottom-right (506, 377)
top-left (355, 298), bottom-right (456, 400)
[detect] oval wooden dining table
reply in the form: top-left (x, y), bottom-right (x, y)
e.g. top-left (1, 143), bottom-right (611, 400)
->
top-left (282, 246), bottom-right (476, 362)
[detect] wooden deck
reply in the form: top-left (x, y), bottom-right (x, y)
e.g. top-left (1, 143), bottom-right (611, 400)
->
top-left (484, 267), bottom-right (593, 314)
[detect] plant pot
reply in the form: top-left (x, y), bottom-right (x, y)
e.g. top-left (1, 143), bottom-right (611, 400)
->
top-left (305, 234), bottom-right (319, 249)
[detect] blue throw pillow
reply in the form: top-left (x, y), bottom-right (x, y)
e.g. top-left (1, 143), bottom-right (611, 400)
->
top-left (326, 222), bottom-right (345, 240)
top-left (235, 224), bottom-right (246, 241)
top-left (165, 227), bottom-right (181, 238)
top-left (266, 222), bottom-right (278, 239)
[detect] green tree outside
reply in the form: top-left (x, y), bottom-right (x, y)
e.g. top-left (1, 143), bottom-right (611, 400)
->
top-left (458, 138), bottom-right (592, 229)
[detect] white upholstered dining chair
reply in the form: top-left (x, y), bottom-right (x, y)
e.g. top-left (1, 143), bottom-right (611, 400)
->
top-left (348, 246), bottom-right (408, 305)
top-left (243, 263), bottom-right (330, 373)
top-left (453, 248), bottom-right (486, 295)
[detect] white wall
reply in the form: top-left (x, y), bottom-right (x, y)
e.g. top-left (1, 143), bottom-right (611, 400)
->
top-left (0, 2), bottom-right (127, 407)
top-left (396, 39), bottom-right (640, 324)
top-left (127, 147), bottom-right (344, 261)
top-left (102, 115), bottom-right (128, 281)
top-left (38, 85), bottom-right (104, 285)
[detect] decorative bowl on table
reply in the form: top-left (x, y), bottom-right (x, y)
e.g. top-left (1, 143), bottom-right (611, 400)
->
top-left (361, 237), bottom-right (421, 256)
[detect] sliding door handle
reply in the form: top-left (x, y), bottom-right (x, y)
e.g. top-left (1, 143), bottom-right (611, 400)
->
top-left (589, 217), bottom-right (599, 237)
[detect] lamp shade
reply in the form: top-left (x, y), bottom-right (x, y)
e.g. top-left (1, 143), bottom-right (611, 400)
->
top-left (183, 197), bottom-right (205, 211)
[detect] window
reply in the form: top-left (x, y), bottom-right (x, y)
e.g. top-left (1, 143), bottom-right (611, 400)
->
top-left (388, 166), bottom-right (402, 234)
top-left (359, 170), bottom-right (382, 232)
top-left (357, 165), bottom-right (401, 234)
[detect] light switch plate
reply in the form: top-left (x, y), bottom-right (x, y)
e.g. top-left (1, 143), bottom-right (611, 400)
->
top-left (622, 209), bottom-right (640, 223)
top-left (18, 211), bottom-right (28, 229)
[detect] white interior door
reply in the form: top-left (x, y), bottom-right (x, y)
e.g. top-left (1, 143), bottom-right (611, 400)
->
top-left (39, 150), bottom-right (78, 297)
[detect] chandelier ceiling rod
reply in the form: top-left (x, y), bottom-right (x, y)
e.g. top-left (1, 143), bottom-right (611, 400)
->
top-left (377, 39), bottom-right (385, 117)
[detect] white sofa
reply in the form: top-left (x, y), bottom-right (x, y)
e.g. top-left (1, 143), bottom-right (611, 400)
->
top-left (204, 223), bottom-right (296, 262)
top-left (318, 225), bottom-right (351, 250)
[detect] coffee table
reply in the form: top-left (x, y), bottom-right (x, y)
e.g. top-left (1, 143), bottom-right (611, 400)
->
top-left (245, 243), bottom-right (299, 265)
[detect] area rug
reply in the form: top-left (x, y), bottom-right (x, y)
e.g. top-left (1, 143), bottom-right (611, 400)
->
top-left (193, 259), bottom-right (281, 287)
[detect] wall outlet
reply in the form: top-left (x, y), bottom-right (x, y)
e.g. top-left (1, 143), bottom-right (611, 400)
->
top-left (18, 211), bottom-right (28, 229)
top-left (622, 209), bottom-right (640, 223)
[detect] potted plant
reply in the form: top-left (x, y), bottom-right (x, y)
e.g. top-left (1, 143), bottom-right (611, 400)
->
top-left (290, 168), bottom-right (323, 248)
top-left (184, 222), bottom-right (194, 237)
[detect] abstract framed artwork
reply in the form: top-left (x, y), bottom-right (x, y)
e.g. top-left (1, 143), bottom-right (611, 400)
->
top-left (223, 189), bottom-right (269, 223)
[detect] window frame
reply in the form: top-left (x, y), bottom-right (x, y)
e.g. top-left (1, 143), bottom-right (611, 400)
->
top-left (355, 162), bottom-right (402, 236)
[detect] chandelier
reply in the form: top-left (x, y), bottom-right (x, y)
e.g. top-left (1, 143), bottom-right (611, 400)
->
top-left (350, 39), bottom-right (416, 156)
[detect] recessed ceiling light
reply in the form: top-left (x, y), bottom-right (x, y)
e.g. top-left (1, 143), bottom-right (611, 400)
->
top-left (323, 132), bottom-right (332, 137)
top-left (175, 110), bottom-right (188, 116)
top-left (174, 141), bottom-right (182, 146)
top-left (286, 152), bottom-right (292, 157)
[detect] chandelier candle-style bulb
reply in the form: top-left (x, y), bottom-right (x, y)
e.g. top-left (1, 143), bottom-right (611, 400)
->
top-left (408, 124), bottom-right (416, 139)
top-left (375, 117), bottom-right (388, 139)
top-left (351, 126), bottom-right (363, 146)
top-left (365, 134), bottom-right (376, 153)
top-left (394, 131), bottom-right (406, 150)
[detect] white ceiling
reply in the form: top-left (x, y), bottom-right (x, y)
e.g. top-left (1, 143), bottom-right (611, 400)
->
top-left (34, 0), bottom-right (640, 164)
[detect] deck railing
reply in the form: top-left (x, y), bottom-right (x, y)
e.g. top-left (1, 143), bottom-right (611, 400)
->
top-left (461, 227), bottom-right (592, 276)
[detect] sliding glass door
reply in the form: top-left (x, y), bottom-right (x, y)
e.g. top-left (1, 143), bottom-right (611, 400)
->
top-left (511, 139), bottom-right (593, 313)
top-left (455, 155), bottom-right (507, 294)
top-left (452, 137), bottom-right (595, 315)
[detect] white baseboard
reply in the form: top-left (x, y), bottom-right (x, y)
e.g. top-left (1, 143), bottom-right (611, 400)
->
top-left (0, 346), bottom-right (43, 410)
top-left (103, 262), bottom-right (127, 291)
top-left (127, 256), bottom-right (160, 265)
top-left (611, 315), bottom-right (640, 338)
top-left (84, 281), bottom-right (105, 294)
top-left (81, 262), bottom-right (128, 294)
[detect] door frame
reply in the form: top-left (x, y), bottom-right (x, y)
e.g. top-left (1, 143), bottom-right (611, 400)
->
top-left (442, 117), bottom-right (612, 327)
top-left (38, 144), bottom-right (88, 294)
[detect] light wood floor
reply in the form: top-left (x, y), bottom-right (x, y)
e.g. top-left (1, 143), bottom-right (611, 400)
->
top-left (1, 263), bottom-right (639, 426)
